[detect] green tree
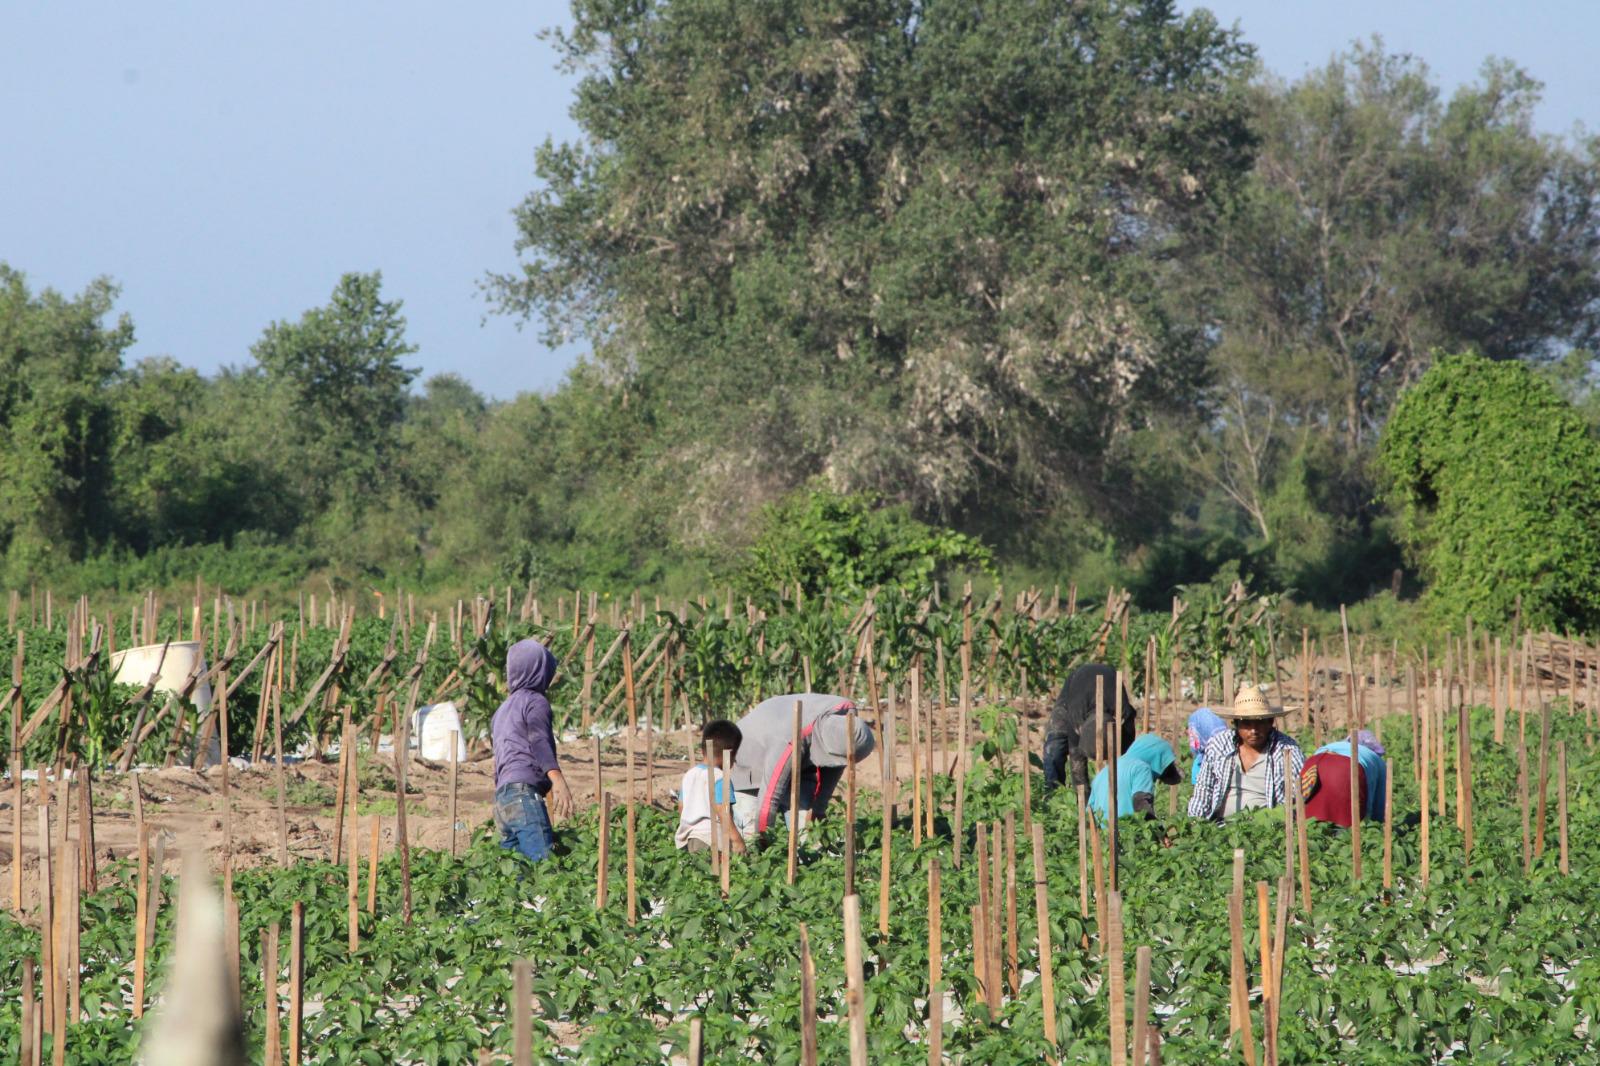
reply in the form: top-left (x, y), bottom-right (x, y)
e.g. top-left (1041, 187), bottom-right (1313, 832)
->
top-left (251, 272), bottom-right (419, 512)
top-left (0, 265), bottom-right (133, 571)
top-left (1180, 42), bottom-right (1600, 597)
top-left (1379, 352), bottom-right (1600, 630)
top-left (490, 0), bottom-right (1256, 548)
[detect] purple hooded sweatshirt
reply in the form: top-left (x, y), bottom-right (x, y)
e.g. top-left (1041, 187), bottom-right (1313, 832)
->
top-left (491, 639), bottom-right (560, 793)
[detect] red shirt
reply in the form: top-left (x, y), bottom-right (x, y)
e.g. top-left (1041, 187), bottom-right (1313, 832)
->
top-left (1300, 752), bottom-right (1367, 828)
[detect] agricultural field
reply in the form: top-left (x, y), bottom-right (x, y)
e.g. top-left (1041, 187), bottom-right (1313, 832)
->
top-left (2, 584), bottom-right (1599, 1063)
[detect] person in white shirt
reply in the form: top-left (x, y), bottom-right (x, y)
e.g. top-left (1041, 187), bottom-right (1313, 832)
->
top-left (676, 720), bottom-right (748, 853)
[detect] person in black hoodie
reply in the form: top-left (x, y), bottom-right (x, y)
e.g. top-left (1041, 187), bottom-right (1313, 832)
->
top-left (490, 638), bottom-right (574, 863)
top-left (1041, 663), bottom-right (1137, 790)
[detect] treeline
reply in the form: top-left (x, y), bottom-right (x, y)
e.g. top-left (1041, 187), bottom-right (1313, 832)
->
top-left (4, 4), bottom-right (1599, 612)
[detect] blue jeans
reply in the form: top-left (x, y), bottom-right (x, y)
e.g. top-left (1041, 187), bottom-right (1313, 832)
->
top-left (495, 782), bottom-right (553, 863)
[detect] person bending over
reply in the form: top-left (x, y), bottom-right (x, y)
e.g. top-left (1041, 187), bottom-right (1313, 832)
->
top-left (1087, 734), bottom-right (1181, 824)
top-left (1043, 663), bottom-right (1137, 790)
top-left (490, 638), bottom-right (575, 862)
top-left (729, 693), bottom-right (875, 838)
top-left (1187, 685), bottom-right (1304, 822)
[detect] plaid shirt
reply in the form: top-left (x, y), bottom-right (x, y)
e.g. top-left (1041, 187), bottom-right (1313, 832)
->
top-left (1187, 729), bottom-right (1304, 821)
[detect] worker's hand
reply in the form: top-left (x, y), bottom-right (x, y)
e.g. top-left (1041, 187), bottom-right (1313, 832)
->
top-left (546, 770), bottom-right (576, 823)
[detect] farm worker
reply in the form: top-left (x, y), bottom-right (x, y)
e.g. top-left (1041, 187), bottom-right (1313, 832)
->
top-left (1042, 663), bottom-right (1137, 790)
top-left (1086, 734), bottom-right (1181, 824)
top-left (1186, 707), bottom-right (1227, 784)
top-left (676, 719), bottom-right (748, 853)
top-left (1187, 684), bottom-right (1304, 822)
top-left (1300, 730), bottom-right (1388, 826)
top-left (729, 693), bottom-right (875, 837)
top-left (489, 638), bottom-right (575, 863)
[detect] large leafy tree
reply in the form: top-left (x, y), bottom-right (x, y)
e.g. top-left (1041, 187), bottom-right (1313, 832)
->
top-left (491, 0), bottom-right (1256, 547)
top-left (1184, 44), bottom-right (1600, 576)
top-left (252, 272), bottom-right (419, 513)
top-left (0, 265), bottom-right (133, 569)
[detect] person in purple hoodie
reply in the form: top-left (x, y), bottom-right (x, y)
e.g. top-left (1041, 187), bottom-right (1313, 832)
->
top-left (490, 638), bottom-right (574, 863)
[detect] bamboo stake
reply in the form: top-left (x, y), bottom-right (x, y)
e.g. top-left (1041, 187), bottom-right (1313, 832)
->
top-left (1107, 890), bottom-right (1127, 1066)
top-left (844, 713), bottom-right (857, 896)
top-left (1077, 784), bottom-right (1090, 948)
top-left (1460, 692), bottom-right (1474, 862)
top-left (880, 694), bottom-right (894, 938)
top-left (1030, 823), bottom-right (1057, 1053)
top-left (911, 660), bottom-right (923, 847)
top-left (1420, 698), bottom-right (1432, 889)
top-left (263, 924), bottom-right (281, 1066)
top-left (348, 797), bottom-right (360, 954)
top-left (38, 807), bottom-right (52, 1043)
top-left (799, 924), bottom-right (819, 1066)
top-left (844, 894), bottom-right (868, 1066)
top-left (975, 825), bottom-right (995, 1017)
top-left (954, 609), bottom-right (971, 870)
top-left (288, 901), bottom-right (304, 1064)
top-left (1227, 869), bottom-right (1257, 1066)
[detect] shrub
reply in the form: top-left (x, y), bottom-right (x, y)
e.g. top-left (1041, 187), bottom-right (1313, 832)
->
top-left (1378, 352), bottom-right (1600, 630)
top-left (735, 483), bottom-right (993, 596)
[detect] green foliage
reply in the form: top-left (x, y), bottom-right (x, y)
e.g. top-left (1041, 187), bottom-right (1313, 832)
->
top-left (1380, 352), bottom-right (1600, 630)
top-left (736, 484), bottom-right (993, 596)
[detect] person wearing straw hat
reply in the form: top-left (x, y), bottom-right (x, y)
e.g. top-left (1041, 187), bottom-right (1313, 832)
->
top-left (1186, 684), bottom-right (1304, 822)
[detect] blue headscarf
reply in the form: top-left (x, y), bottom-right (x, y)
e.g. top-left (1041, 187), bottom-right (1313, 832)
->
top-left (1188, 708), bottom-right (1227, 785)
top-left (1088, 734), bottom-right (1177, 823)
top-left (1314, 734), bottom-right (1388, 822)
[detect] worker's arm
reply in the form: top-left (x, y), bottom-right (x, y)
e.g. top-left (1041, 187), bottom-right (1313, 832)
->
top-left (718, 803), bottom-right (747, 853)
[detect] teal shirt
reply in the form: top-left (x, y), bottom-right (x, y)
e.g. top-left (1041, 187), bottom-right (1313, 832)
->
top-left (1088, 735), bottom-right (1177, 823)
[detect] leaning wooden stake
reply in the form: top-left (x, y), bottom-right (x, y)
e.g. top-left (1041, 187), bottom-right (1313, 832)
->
top-left (132, 824), bottom-right (150, 1018)
top-left (844, 894), bottom-right (868, 1066)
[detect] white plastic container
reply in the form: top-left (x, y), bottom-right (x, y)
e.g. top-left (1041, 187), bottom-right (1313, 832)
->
top-left (411, 701), bottom-right (469, 761)
top-left (111, 641), bottom-right (220, 766)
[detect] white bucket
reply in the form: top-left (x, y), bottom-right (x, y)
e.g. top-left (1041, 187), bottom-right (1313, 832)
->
top-left (111, 641), bottom-right (220, 766)
top-left (411, 701), bottom-right (468, 762)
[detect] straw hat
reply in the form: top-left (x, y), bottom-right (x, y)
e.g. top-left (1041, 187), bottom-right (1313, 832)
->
top-left (1222, 684), bottom-right (1288, 722)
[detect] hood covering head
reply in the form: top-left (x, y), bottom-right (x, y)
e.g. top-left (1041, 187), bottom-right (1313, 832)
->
top-left (1188, 708), bottom-right (1227, 753)
top-left (1125, 734), bottom-right (1176, 778)
top-left (813, 712), bottom-right (876, 763)
top-left (1357, 729), bottom-right (1385, 756)
top-left (506, 639), bottom-right (558, 695)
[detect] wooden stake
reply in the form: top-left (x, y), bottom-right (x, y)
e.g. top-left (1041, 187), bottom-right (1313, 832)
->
top-left (880, 697), bottom-right (894, 938)
top-left (1420, 698), bottom-right (1432, 889)
top-left (21, 955), bottom-right (36, 1066)
top-left (1535, 705), bottom-right (1551, 858)
top-left (1227, 871), bottom-right (1257, 1065)
top-left (512, 958), bottom-right (532, 1066)
top-left (1519, 742), bottom-right (1532, 875)
top-left (448, 730), bottom-right (460, 857)
top-left (1257, 881), bottom-right (1275, 1065)
top-left (954, 610), bottom-right (971, 870)
top-left (38, 807), bottom-right (52, 1043)
top-left (288, 901), bottom-right (303, 1064)
top-left (596, 792), bottom-right (611, 910)
top-left (799, 924), bottom-right (819, 1066)
top-left (927, 856), bottom-right (942, 1001)
top-left (1558, 741), bottom-right (1570, 875)
top-left (1383, 761), bottom-right (1394, 891)
top-left (787, 698), bottom-right (802, 885)
top-left (1004, 812), bottom-right (1019, 998)
top-left (262, 924), bottom-right (281, 1066)
top-left (347, 799), bottom-right (360, 953)
top-left (1077, 784), bottom-right (1090, 948)
top-left (1107, 890), bottom-right (1127, 1066)
top-left (844, 894), bottom-right (868, 1066)
top-left (1030, 823), bottom-right (1057, 1052)
top-left (132, 823), bottom-right (150, 1018)
top-left (1131, 945), bottom-right (1151, 1066)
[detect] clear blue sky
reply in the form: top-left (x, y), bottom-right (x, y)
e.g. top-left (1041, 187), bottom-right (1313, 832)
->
top-left (3, 2), bottom-right (1594, 400)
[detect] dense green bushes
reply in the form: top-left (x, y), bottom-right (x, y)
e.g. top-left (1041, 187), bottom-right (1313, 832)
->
top-left (1380, 353), bottom-right (1600, 630)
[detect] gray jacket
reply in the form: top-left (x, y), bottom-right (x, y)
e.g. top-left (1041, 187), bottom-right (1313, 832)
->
top-left (731, 693), bottom-right (876, 833)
